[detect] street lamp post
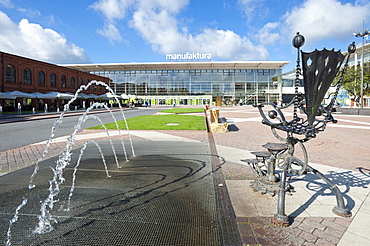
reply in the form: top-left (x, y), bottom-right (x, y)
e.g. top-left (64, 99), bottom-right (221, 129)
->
top-left (353, 27), bottom-right (369, 109)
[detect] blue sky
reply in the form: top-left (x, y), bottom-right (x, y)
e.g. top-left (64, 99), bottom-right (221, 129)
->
top-left (0, 0), bottom-right (369, 72)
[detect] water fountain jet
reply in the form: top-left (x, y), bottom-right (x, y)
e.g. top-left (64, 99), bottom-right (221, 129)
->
top-left (6, 81), bottom-right (135, 243)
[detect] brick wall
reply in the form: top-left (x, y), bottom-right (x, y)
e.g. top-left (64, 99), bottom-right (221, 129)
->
top-left (0, 52), bottom-right (111, 111)
top-left (0, 52), bottom-right (109, 94)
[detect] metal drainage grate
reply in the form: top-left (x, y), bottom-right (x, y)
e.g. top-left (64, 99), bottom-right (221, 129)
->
top-left (1, 141), bottom-right (223, 245)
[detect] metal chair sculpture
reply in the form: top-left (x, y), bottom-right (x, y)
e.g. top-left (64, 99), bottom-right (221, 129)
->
top-left (249, 33), bottom-right (356, 226)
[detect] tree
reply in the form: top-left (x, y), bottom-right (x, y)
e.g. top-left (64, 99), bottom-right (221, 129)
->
top-left (335, 62), bottom-right (370, 106)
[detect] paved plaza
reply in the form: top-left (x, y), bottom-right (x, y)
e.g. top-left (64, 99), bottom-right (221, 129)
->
top-left (0, 105), bottom-right (370, 245)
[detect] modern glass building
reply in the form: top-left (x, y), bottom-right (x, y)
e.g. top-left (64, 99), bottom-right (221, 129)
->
top-left (346, 42), bottom-right (370, 66)
top-left (63, 61), bottom-right (289, 106)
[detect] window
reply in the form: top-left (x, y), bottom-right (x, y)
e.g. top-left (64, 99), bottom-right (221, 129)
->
top-left (23, 68), bottom-right (32, 84)
top-left (79, 78), bottom-right (83, 87)
top-left (38, 71), bottom-right (45, 85)
top-left (156, 70), bottom-right (168, 76)
top-left (125, 71), bottom-right (136, 76)
top-left (258, 69), bottom-right (271, 75)
top-left (223, 70), bottom-right (235, 76)
top-left (50, 73), bottom-right (57, 87)
top-left (70, 76), bottom-right (75, 88)
top-left (235, 83), bottom-right (244, 91)
top-left (61, 75), bottom-right (66, 88)
top-left (190, 70), bottom-right (201, 76)
top-left (6, 65), bottom-right (16, 82)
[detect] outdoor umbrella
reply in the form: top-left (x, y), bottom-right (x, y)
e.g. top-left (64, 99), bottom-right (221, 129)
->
top-left (0, 92), bottom-right (16, 99)
top-left (121, 94), bottom-right (129, 99)
top-left (87, 94), bottom-right (98, 98)
top-left (29, 92), bottom-right (54, 99)
top-left (78, 93), bottom-right (91, 99)
top-left (105, 92), bottom-right (119, 98)
top-left (45, 91), bottom-right (75, 99)
top-left (7, 91), bottom-right (36, 98)
top-left (95, 93), bottom-right (110, 99)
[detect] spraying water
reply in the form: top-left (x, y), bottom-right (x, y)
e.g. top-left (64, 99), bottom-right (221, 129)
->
top-left (66, 139), bottom-right (109, 211)
top-left (80, 103), bottom-right (129, 166)
top-left (6, 81), bottom-right (135, 243)
top-left (33, 82), bottom-right (133, 234)
top-left (5, 198), bottom-right (28, 246)
top-left (29, 80), bottom-right (132, 189)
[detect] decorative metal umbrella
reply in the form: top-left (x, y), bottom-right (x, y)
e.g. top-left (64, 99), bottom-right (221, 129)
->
top-left (302, 48), bottom-right (345, 127)
top-left (250, 33), bottom-right (356, 226)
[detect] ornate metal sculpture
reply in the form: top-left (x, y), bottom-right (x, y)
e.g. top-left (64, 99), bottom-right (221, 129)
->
top-left (248, 33), bottom-right (356, 226)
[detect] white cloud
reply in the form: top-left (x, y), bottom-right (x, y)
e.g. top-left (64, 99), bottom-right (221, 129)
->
top-left (92, 0), bottom-right (269, 60)
top-left (90, 0), bottom-right (135, 22)
top-left (257, 22), bottom-right (281, 45)
top-left (97, 22), bottom-right (124, 43)
top-left (0, 0), bottom-right (13, 8)
top-left (259, 0), bottom-right (370, 45)
top-left (285, 0), bottom-right (370, 41)
top-left (0, 11), bottom-right (90, 64)
top-left (90, 0), bottom-right (135, 43)
top-left (17, 7), bottom-right (42, 18)
top-left (237, 0), bottom-right (267, 22)
top-left (189, 29), bottom-right (268, 60)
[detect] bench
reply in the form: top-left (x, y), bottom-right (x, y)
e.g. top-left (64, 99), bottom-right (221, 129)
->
top-left (209, 109), bottom-right (228, 133)
top-left (211, 117), bottom-right (228, 133)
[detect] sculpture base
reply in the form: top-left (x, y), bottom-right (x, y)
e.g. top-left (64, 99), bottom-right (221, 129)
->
top-left (272, 214), bottom-right (290, 227)
top-left (332, 206), bottom-right (352, 217)
top-left (250, 178), bottom-right (295, 197)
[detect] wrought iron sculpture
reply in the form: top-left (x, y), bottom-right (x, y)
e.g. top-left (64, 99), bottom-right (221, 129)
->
top-left (248, 33), bottom-right (356, 226)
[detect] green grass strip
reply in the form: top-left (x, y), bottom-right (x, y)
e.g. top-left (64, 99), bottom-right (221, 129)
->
top-left (159, 108), bottom-right (205, 114)
top-left (90, 114), bottom-right (206, 130)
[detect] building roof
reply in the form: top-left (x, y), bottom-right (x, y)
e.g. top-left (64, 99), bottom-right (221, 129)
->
top-left (61, 61), bottom-right (289, 72)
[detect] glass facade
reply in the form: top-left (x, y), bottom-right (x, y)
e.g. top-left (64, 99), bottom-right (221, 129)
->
top-left (90, 68), bottom-right (283, 106)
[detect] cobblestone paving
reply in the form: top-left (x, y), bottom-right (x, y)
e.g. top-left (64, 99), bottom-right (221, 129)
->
top-left (222, 161), bottom-right (355, 245)
top-left (0, 142), bottom-right (66, 173)
top-left (163, 107), bottom-right (370, 245)
top-left (0, 132), bottom-right (145, 175)
top-left (1, 106), bottom-right (369, 245)
top-left (209, 107), bottom-right (369, 245)
top-left (237, 216), bottom-right (352, 246)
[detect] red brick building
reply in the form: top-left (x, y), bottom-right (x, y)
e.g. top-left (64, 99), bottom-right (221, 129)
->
top-left (0, 51), bottom-right (110, 112)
